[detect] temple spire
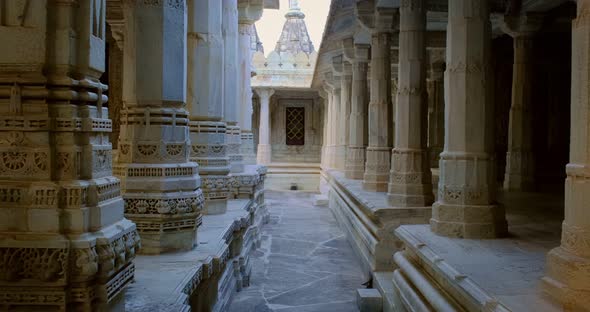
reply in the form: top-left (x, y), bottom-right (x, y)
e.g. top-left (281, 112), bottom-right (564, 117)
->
top-left (275, 0), bottom-right (314, 54)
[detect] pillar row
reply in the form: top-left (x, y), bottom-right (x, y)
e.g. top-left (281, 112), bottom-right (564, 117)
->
top-left (543, 1), bottom-right (590, 309)
top-left (116, 1), bottom-right (204, 253)
top-left (388, 0), bottom-right (434, 207)
top-left (430, 0), bottom-right (507, 239)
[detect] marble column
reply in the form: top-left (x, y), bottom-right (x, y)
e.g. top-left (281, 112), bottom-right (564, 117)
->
top-left (115, 1), bottom-right (204, 253)
top-left (388, 0), bottom-right (433, 206)
top-left (332, 56), bottom-right (351, 171)
top-left (331, 82), bottom-right (342, 170)
top-left (238, 22), bottom-right (256, 164)
top-left (501, 15), bottom-right (542, 191)
top-left (223, 0), bottom-right (245, 173)
top-left (345, 44), bottom-right (370, 180)
top-left (363, 31), bottom-right (394, 192)
top-left (430, 0), bottom-right (507, 238)
top-left (0, 1), bottom-right (139, 310)
top-left (322, 86), bottom-right (335, 169)
top-left (319, 89), bottom-right (331, 169)
top-left (188, 0), bottom-right (231, 215)
top-left (255, 88), bottom-right (275, 165)
top-left (427, 62), bottom-right (445, 168)
top-left (107, 31), bottom-right (124, 149)
top-left (543, 2), bottom-right (590, 309)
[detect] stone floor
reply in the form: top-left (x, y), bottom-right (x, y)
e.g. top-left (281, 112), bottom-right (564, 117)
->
top-left (228, 191), bottom-right (366, 312)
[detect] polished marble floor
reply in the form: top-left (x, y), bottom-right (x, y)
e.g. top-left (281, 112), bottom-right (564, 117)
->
top-left (228, 191), bottom-right (365, 312)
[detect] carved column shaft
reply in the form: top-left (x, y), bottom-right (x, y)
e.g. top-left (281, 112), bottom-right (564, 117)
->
top-left (322, 87), bottom-right (335, 169)
top-left (346, 46), bottom-right (370, 180)
top-left (331, 85), bottom-right (342, 170)
top-left (116, 1), bottom-right (204, 253)
top-left (255, 88), bottom-right (274, 165)
top-left (504, 35), bottom-right (535, 190)
top-left (427, 62), bottom-right (445, 168)
top-left (430, 0), bottom-right (507, 238)
top-left (224, 0), bottom-right (244, 173)
top-left (363, 32), bottom-right (393, 192)
top-left (187, 0), bottom-right (231, 215)
top-left (388, 0), bottom-right (433, 207)
top-left (238, 23), bottom-right (256, 164)
top-left (337, 63), bottom-right (352, 171)
top-left (543, 2), bottom-right (590, 309)
top-left (0, 0), bottom-right (139, 310)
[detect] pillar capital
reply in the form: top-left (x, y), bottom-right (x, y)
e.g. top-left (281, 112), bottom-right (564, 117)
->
top-left (499, 13), bottom-right (544, 38)
top-left (356, 0), bottom-right (400, 34)
top-left (254, 87), bottom-right (275, 100)
top-left (238, 0), bottom-right (264, 25)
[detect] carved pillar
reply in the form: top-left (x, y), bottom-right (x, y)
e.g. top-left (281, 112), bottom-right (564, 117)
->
top-left (363, 31), bottom-right (393, 192)
top-left (321, 86), bottom-right (334, 169)
top-left (238, 23), bottom-right (256, 164)
top-left (543, 2), bottom-right (590, 309)
top-left (345, 44), bottom-right (370, 179)
top-left (388, 0), bottom-right (433, 206)
top-left (255, 88), bottom-right (275, 165)
top-left (501, 15), bottom-right (542, 191)
top-left (223, 0), bottom-right (244, 173)
top-left (331, 82), bottom-right (342, 170)
top-left (107, 32), bottom-right (124, 149)
top-left (320, 90), bottom-right (330, 169)
top-left (431, 0), bottom-right (507, 238)
top-left (115, 0), bottom-right (204, 253)
top-left (187, 0), bottom-right (231, 215)
top-left (332, 56), bottom-right (351, 171)
top-left (0, 0), bottom-right (139, 310)
top-left (427, 62), bottom-right (445, 168)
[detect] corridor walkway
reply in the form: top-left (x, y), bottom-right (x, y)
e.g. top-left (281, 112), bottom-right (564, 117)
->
top-left (228, 191), bottom-right (366, 312)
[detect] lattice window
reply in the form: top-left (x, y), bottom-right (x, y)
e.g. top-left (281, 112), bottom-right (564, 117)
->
top-left (286, 107), bottom-right (305, 146)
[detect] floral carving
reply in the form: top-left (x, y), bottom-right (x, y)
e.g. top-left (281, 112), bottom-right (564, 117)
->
top-left (137, 144), bottom-right (157, 156)
top-left (2, 152), bottom-right (26, 171)
top-left (166, 144), bottom-right (184, 156)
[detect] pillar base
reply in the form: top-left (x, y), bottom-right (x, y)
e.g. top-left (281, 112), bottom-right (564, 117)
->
top-left (0, 219), bottom-right (139, 311)
top-left (345, 146), bottom-right (366, 180)
top-left (430, 202), bottom-right (508, 238)
top-left (227, 125), bottom-right (245, 173)
top-left (387, 149), bottom-right (434, 207)
top-left (240, 132), bottom-right (256, 165)
top-left (334, 145), bottom-right (347, 170)
top-left (257, 144), bottom-right (272, 165)
top-left (543, 245), bottom-right (590, 312)
top-left (137, 225), bottom-right (198, 254)
top-left (363, 147), bottom-right (391, 192)
top-left (200, 175), bottom-right (231, 215)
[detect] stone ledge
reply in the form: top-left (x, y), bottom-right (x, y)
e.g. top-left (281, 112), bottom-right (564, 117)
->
top-left (125, 198), bottom-right (268, 312)
top-left (324, 169), bottom-right (431, 272)
top-left (393, 224), bottom-right (561, 312)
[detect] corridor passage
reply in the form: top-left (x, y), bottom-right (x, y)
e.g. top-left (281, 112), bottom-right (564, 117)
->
top-left (228, 191), bottom-right (365, 312)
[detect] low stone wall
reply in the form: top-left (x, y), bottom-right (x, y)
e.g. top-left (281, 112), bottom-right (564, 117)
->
top-left (125, 165), bottom-right (269, 312)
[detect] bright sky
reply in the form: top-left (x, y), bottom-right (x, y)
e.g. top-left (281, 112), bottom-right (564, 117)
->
top-left (256, 0), bottom-right (331, 55)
